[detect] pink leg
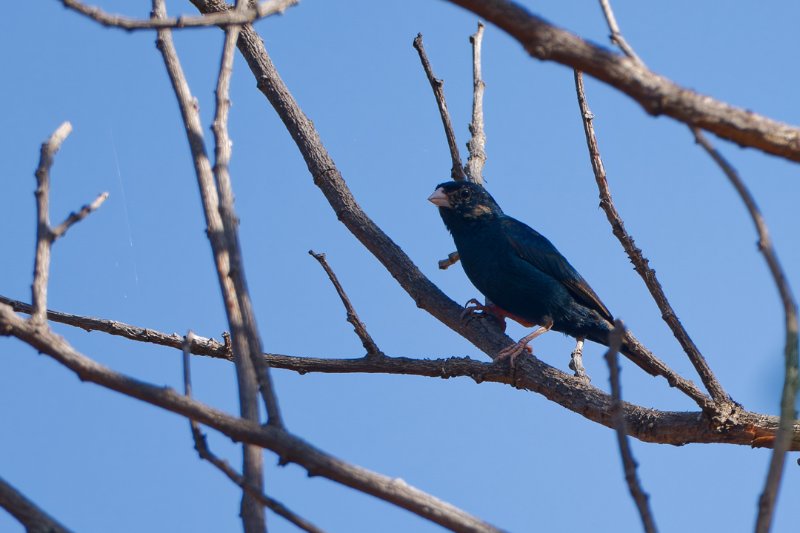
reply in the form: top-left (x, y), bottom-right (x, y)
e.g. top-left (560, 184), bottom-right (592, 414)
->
top-left (496, 322), bottom-right (553, 368)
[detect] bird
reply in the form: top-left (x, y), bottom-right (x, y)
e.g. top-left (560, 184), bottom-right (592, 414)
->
top-left (428, 180), bottom-right (654, 374)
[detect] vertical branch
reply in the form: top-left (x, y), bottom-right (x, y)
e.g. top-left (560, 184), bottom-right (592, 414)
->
top-left (605, 321), bottom-right (658, 533)
top-left (464, 22), bottom-right (486, 185)
top-left (692, 130), bottom-right (799, 533)
top-left (573, 70), bottom-right (729, 407)
top-left (151, 1), bottom-right (274, 531)
top-left (413, 33), bottom-right (467, 181)
top-left (31, 122), bottom-right (73, 324)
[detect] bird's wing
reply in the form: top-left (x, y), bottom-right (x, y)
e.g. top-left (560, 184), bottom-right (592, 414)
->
top-left (500, 216), bottom-right (613, 321)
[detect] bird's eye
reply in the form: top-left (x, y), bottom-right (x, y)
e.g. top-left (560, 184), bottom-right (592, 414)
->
top-left (459, 189), bottom-right (471, 200)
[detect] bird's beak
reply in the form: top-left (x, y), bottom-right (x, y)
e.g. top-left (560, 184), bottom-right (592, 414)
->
top-left (428, 187), bottom-right (450, 208)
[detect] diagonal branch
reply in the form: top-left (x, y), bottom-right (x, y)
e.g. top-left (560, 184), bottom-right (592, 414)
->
top-left (692, 129), bottom-right (799, 533)
top-left (604, 321), bottom-right (657, 533)
top-left (309, 250), bottom-right (383, 357)
top-left (0, 305), bottom-right (504, 533)
top-left (413, 33), bottom-right (467, 182)
top-left (61, 0), bottom-right (296, 31)
top-left (0, 476), bottom-right (74, 533)
top-left (3, 294), bottom-right (798, 450)
top-left (596, 0), bottom-right (644, 66)
top-left (182, 334), bottom-right (326, 533)
top-left (444, 0), bottom-right (800, 164)
top-left (573, 70), bottom-right (730, 409)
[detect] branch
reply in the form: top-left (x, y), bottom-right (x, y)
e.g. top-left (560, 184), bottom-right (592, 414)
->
top-left (438, 251), bottom-right (461, 270)
top-left (444, 0), bottom-right (800, 163)
top-left (604, 322), bottom-right (657, 533)
top-left (4, 294), bottom-right (799, 450)
top-left (61, 0), bottom-right (296, 31)
top-left (151, 1), bottom-right (273, 530)
top-left (464, 22), bottom-right (487, 185)
top-left (0, 476), bottom-right (74, 533)
top-left (182, 334), bottom-right (326, 533)
top-left (0, 306), bottom-right (503, 533)
top-left (413, 33), bottom-right (467, 182)
top-left (596, 0), bottom-right (644, 66)
top-left (573, 70), bottom-right (730, 409)
top-left (692, 130), bottom-right (799, 533)
top-left (309, 250), bottom-right (383, 357)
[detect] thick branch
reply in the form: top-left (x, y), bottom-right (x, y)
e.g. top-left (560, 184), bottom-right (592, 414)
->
top-left (692, 130), bottom-right (799, 533)
top-left (0, 476), bottom-right (74, 533)
top-left (0, 306), bottom-right (503, 533)
top-left (573, 70), bottom-right (729, 408)
top-left (4, 295), bottom-right (799, 450)
top-left (445, 0), bottom-right (800, 163)
top-left (413, 33), bottom-right (467, 181)
top-left (61, 0), bottom-right (296, 31)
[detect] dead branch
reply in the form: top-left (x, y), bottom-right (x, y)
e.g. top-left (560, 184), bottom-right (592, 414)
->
top-left (0, 476), bottom-right (74, 533)
top-left (61, 0), bottom-right (296, 31)
top-left (464, 22), bottom-right (487, 184)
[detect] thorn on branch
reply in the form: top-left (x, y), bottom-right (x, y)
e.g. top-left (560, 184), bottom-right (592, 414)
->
top-left (309, 250), bottom-right (384, 358)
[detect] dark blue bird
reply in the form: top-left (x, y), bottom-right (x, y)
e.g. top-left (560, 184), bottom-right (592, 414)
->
top-left (429, 180), bottom-right (655, 372)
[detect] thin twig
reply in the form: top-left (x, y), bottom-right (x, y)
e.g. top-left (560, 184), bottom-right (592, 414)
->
top-left (51, 192), bottom-right (109, 240)
top-left (573, 70), bottom-right (730, 410)
top-left (596, 0), bottom-right (644, 66)
top-left (605, 320), bottom-right (658, 533)
top-left (151, 2), bottom-right (270, 531)
top-left (61, 0), bottom-right (296, 31)
top-left (0, 306), bottom-right (503, 533)
top-left (4, 294), bottom-right (798, 450)
top-left (464, 22), bottom-right (487, 185)
top-left (692, 129), bottom-right (799, 533)
top-left (413, 33), bottom-right (467, 182)
top-left (182, 334), bottom-right (327, 533)
top-left (309, 250), bottom-right (383, 357)
top-left (438, 251), bottom-right (461, 270)
top-left (0, 476), bottom-right (74, 533)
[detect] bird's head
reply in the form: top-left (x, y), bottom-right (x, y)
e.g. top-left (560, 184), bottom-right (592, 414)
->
top-left (428, 181), bottom-right (502, 229)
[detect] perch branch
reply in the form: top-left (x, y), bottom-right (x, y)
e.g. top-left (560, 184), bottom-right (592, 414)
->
top-left (3, 294), bottom-right (798, 450)
top-left (413, 33), bottom-right (467, 182)
top-left (61, 0), bottom-right (296, 31)
top-left (309, 250), bottom-right (383, 357)
top-left (605, 321), bottom-right (657, 533)
top-left (692, 129), bottom-right (799, 533)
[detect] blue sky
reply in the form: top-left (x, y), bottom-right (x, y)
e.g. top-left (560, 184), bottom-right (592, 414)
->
top-left (2, 1), bottom-right (799, 531)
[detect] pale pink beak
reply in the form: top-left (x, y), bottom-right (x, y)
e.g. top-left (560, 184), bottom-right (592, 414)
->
top-left (428, 187), bottom-right (450, 207)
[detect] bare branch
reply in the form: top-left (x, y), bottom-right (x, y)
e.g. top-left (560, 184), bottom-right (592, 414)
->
top-left (692, 129), bottom-right (799, 533)
top-left (31, 122), bottom-right (72, 324)
top-left (605, 321), bottom-right (658, 533)
top-left (413, 33), bottom-right (467, 182)
top-left (0, 476), bottom-right (74, 533)
top-left (464, 22), bottom-right (487, 185)
top-left (309, 250), bottom-right (384, 358)
top-left (151, 1), bottom-right (271, 530)
top-left (573, 70), bottom-right (730, 410)
top-left (596, 0), bottom-right (644, 66)
top-left (438, 251), bottom-right (461, 270)
top-left (3, 294), bottom-right (799, 450)
top-left (182, 334), bottom-right (327, 533)
top-left (0, 305), bottom-right (504, 533)
top-left (61, 0), bottom-right (297, 31)
top-left (444, 0), bottom-right (800, 163)
top-left (50, 191), bottom-right (109, 240)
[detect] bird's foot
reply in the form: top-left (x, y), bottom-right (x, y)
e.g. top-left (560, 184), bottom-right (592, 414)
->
top-left (461, 298), bottom-right (507, 331)
top-left (569, 338), bottom-right (590, 383)
top-left (496, 323), bottom-right (553, 370)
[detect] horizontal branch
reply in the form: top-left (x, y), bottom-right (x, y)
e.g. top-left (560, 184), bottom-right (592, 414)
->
top-left (0, 305), bottom-right (502, 533)
top-left (445, 0), bottom-right (800, 163)
top-left (61, 0), bottom-right (297, 31)
top-left (3, 295), bottom-right (798, 450)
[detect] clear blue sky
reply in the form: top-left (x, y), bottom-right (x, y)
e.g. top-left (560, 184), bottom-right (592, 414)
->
top-left (2, 1), bottom-right (799, 531)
